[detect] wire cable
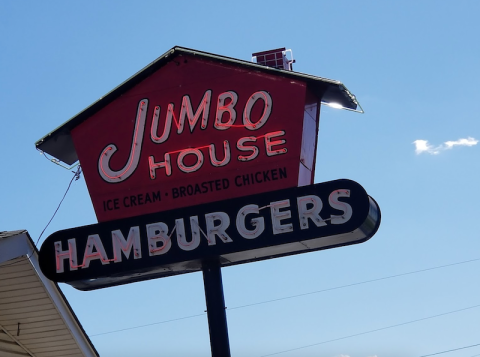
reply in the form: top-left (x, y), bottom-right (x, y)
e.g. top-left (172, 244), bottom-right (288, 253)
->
top-left (87, 258), bottom-right (480, 337)
top-left (0, 167), bottom-right (81, 269)
top-left (259, 304), bottom-right (480, 356)
top-left (229, 258), bottom-right (480, 311)
top-left (419, 343), bottom-right (480, 356)
top-left (35, 165), bottom-right (82, 247)
top-left (89, 313), bottom-right (206, 337)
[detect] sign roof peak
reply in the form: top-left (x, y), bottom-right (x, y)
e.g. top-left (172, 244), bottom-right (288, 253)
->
top-left (36, 46), bottom-right (359, 165)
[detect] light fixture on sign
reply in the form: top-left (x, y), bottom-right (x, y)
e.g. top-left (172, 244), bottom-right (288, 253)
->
top-left (324, 102), bottom-right (343, 109)
top-left (251, 47), bottom-right (364, 113)
top-left (321, 99), bottom-right (365, 113)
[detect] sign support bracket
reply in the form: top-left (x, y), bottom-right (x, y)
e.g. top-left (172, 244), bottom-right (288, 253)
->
top-left (202, 260), bottom-right (231, 357)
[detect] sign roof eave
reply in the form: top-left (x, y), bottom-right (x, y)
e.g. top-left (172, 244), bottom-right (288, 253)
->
top-left (35, 46), bottom-right (359, 165)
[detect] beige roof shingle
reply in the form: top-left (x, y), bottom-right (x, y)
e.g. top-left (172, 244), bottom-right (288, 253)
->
top-left (0, 231), bottom-right (99, 357)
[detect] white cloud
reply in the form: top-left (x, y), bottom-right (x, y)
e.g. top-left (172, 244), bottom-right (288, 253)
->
top-left (444, 137), bottom-right (478, 148)
top-left (413, 137), bottom-right (478, 155)
top-left (413, 139), bottom-right (440, 155)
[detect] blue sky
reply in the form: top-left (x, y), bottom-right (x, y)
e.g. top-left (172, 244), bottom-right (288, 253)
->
top-left (1, 1), bottom-right (480, 356)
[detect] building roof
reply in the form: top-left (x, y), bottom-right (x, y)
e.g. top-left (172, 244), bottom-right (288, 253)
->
top-left (0, 230), bottom-right (99, 357)
top-left (35, 46), bottom-right (360, 165)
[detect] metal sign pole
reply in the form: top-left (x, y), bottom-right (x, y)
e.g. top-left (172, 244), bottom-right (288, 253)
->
top-left (202, 260), bottom-right (231, 357)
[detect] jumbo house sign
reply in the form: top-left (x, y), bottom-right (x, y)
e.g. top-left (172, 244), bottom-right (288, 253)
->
top-left (36, 47), bottom-right (360, 223)
top-left (36, 46), bottom-right (379, 289)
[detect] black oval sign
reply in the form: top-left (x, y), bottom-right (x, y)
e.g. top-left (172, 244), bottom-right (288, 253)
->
top-left (39, 179), bottom-right (381, 290)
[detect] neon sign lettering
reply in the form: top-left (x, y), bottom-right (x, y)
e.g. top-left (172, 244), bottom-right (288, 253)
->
top-left (98, 100), bottom-right (148, 183)
top-left (98, 90), bottom-right (285, 183)
top-left (53, 190), bottom-right (354, 274)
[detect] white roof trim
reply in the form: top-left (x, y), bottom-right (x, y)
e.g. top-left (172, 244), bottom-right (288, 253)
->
top-left (0, 231), bottom-right (98, 357)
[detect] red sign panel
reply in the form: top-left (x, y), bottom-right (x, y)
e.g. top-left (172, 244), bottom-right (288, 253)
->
top-left (71, 55), bottom-right (320, 222)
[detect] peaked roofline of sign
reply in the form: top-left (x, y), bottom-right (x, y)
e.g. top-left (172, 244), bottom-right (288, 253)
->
top-left (35, 46), bottom-right (360, 165)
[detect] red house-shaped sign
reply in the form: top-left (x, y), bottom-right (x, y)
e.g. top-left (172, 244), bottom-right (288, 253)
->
top-left (36, 47), bottom-right (359, 223)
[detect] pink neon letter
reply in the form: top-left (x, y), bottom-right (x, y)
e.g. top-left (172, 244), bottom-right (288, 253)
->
top-left (98, 99), bottom-right (148, 183)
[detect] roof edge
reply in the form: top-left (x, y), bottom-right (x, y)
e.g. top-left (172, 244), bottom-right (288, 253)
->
top-left (36, 46), bottom-right (359, 165)
top-left (0, 231), bottom-right (100, 357)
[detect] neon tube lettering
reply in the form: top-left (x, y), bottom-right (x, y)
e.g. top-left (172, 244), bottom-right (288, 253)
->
top-left (243, 91), bottom-right (272, 130)
top-left (177, 90), bottom-right (212, 134)
top-left (112, 227), bottom-right (142, 262)
top-left (265, 130), bottom-right (287, 156)
top-left (297, 195), bottom-right (327, 229)
top-left (205, 212), bottom-right (233, 245)
top-left (237, 136), bottom-right (259, 162)
top-left (98, 99), bottom-right (148, 183)
top-left (82, 234), bottom-right (110, 268)
top-left (270, 200), bottom-right (293, 235)
top-left (177, 149), bottom-right (204, 173)
top-left (329, 189), bottom-right (353, 224)
top-left (149, 153), bottom-right (172, 179)
top-left (146, 222), bottom-right (172, 256)
top-left (151, 105), bottom-right (173, 144)
top-left (209, 140), bottom-right (231, 167)
top-left (236, 205), bottom-right (265, 239)
top-left (215, 91), bottom-right (238, 130)
top-left (176, 217), bottom-right (201, 251)
top-left (55, 239), bottom-right (78, 273)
